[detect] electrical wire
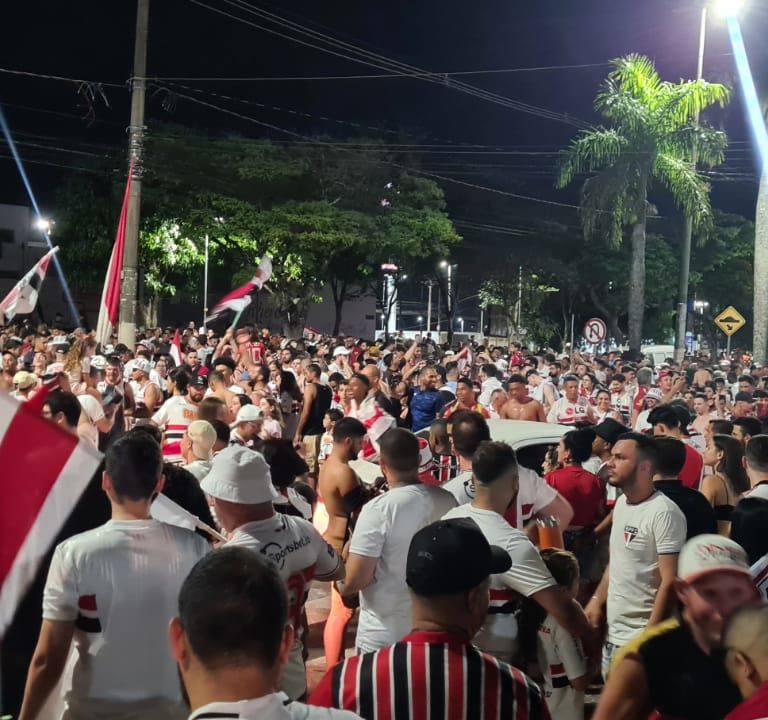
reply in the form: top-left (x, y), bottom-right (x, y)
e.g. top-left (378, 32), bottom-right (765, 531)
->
top-left (151, 61), bottom-right (612, 82)
top-left (0, 67), bottom-right (125, 88)
top-left (167, 88), bottom-right (585, 211)
top-left (186, 0), bottom-right (590, 129)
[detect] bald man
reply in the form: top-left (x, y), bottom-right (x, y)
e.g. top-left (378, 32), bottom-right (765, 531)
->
top-left (361, 363), bottom-right (399, 418)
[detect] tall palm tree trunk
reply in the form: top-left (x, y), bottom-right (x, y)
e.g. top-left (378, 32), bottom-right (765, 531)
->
top-left (628, 192), bottom-right (648, 356)
top-left (754, 167), bottom-right (768, 363)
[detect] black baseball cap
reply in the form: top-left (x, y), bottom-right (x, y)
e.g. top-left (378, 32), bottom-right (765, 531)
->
top-left (406, 518), bottom-right (511, 597)
top-left (191, 375), bottom-right (207, 388)
top-left (594, 418), bottom-right (631, 445)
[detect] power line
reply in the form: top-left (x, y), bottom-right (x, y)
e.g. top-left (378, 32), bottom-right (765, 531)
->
top-left (0, 67), bottom-right (125, 88)
top-left (168, 88), bottom-right (584, 211)
top-left (151, 61), bottom-right (611, 83)
top-left (186, 0), bottom-right (589, 129)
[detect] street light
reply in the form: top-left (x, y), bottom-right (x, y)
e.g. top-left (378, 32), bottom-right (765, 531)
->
top-left (675, 2), bottom-right (727, 363)
top-left (35, 217), bottom-right (52, 233)
top-left (457, 317), bottom-right (465, 333)
top-left (715, 0), bottom-right (745, 16)
top-left (417, 315), bottom-right (424, 331)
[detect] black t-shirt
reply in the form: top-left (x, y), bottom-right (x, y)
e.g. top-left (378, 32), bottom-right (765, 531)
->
top-left (654, 479), bottom-right (718, 539)
top-left (630, 618), bottom-right (741, 720)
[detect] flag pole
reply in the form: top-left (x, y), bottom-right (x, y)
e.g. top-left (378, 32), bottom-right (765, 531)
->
top-left (231, 308), bottom-right (245, 330)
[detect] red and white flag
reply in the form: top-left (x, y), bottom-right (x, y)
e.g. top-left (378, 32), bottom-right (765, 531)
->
top-left (0, 246), bottom-right (59, 324)
top-left (169, 328), bottom-right (182, 367)
top-left (207, 257), bottom-right (272, 322)
top-left (0, 392), bottom-right (102, 635)
top-left (95, 166), bottom-right (133, 347)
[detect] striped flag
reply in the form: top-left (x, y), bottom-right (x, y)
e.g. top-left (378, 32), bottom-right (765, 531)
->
top-left (0, 246), bottom-right (59, 324)
top-left (169, 328), bottom-right (182, 367)
top-left (95, 166), bottom-right (133, 347)
top-left (207, 257), bottom-right (272, 322)
top-left (0, 392), bottom-right (102, 635)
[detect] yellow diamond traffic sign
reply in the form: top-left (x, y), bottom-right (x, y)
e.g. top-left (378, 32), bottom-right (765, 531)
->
top-left (714, 305), bottom-right (746, 337)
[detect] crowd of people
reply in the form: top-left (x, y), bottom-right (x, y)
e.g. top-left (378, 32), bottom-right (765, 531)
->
top-left (4, 318), bottom-right (768, 720)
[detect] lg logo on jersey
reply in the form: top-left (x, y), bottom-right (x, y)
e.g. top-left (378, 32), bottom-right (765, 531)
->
top-left (261, 536), bottom-right (311, 569)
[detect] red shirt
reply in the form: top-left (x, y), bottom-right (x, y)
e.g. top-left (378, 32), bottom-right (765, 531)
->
top-left (680, 443), bottom-right (704, 490)
top-left (726, 682), bottom-right (768, 720)
top-left (309, 630), bottom-right (550, 720)
top-left (545, 466), bottom-right (604, 527)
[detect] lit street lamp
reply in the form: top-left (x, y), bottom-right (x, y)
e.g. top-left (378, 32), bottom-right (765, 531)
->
top-left (417, 315), bottom-right (424, 331)
top-left (675, 0), bottom-right (745, 363)
top-left (35, 217), bottom-right (52, 233)
top-left (457, 317), bottom-right (465, 333)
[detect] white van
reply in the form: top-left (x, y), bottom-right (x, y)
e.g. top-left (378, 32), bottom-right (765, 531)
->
top-left (642, 344), bottom-right (675, 367)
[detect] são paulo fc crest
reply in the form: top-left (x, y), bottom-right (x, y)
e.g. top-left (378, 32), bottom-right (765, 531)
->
top-left (624, 525), bottom-right (638, 546)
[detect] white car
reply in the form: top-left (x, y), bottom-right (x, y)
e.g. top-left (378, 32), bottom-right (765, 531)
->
top-left (351, 419), bottom-right (571, 484)
top-left (485, 419), bottom-right (570, 475)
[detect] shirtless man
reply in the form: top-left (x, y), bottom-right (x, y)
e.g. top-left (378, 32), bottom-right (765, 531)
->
top-left (317, 416), bottom-right (370, 668)
top-left (129, 359), bottom-right (162, 419)
top-left (691, 394), bottom-right (712, 436)
top-left (501, 373), bottom-right (546, 422)
top-left (207, 369), bottom-right (237, 422)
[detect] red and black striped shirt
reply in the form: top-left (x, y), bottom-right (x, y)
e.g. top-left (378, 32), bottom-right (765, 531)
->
top-left (309, 630), bottom-right (550, 720)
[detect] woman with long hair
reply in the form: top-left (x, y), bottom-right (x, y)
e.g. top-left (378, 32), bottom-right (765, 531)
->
top-left (258, 396), bottom-right (284, 439)
top-left (279, 369), bottom-right (303, 440)
top-left (701, 433), bottom-right (750, 535)
top-left (62, 338), bottom-right (92, 395)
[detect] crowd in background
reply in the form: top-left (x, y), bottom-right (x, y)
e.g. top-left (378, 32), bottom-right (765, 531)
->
top-left (5, 318), bottom-right (768, 720)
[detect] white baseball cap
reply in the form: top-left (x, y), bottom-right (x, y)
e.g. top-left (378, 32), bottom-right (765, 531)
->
top-left (90, 355), bottom-right (108, 371)
top-left (132, 358), bottom-right (152, 375)
top-left (231, 404), bottom-right (263, 428)
top-left (187, 420), bottom-right (216, 461)
top-left (333, 346), bottom-right (350, 357)
top-left (678, 534), bottom-right (752, 583)
top-left (201, 446), bottom-right (278, 504)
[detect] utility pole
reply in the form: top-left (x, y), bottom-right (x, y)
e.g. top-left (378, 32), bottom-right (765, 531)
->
top-left (424, 279), bottom-right (434, 332)
top-left (118, 0), bottom-right (150, 346)
top-left (674, 5), bottom-right (707, 365)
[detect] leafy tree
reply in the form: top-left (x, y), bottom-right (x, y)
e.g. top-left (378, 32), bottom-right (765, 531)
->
top-left (479, 269), bottom-right (559, 347)
top-left (557, 54), bottom-right (730, 354)
top-left (52, 134), bottom-right (461, 333)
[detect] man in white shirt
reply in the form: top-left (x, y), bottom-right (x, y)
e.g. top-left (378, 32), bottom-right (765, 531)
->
top-left (19, 432), bottom-right (209, 720)
top-left (442, 410), bottom-right (573, 537)
top-left (201, 446), bottom-right (345, 700)
top-left (169, 547), bottom-right (360, 720)
top-left (478, 363), bottom-right (503, 406)
top-left (339, 428), bottom-right (457, 652)
top-left (547, 375), bottom-right (597, 425)
top-left (443, 441), bottom-right (597, 664)
top-left (152, 374), bottom-right (204, 463)
top-left (585, 432), bottom-right (687, 678)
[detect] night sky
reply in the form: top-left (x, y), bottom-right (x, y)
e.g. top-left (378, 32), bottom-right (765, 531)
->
top-left (2, 0), bottom-right (768, 243)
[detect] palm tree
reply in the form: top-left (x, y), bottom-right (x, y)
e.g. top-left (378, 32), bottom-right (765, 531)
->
top-left (557, 54), bottom-right (729, 355)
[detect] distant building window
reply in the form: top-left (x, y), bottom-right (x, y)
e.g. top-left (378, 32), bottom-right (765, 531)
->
top-left (0, 228), bottom-right (13, 259)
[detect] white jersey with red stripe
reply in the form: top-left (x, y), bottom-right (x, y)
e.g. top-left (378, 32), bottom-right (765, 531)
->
top-left (345, 395), bottom-right (395, 462)
top-left (42, 519), bottom-right (209, 713)
top-left (152, 395), bottom-right (199, 462)
top-left (442, 504), bottom-right (556, 663)
top-left (228, 514), bottom-right (341, 699)
top-left (538, 614), bottom-right (587, 720)
top-left (546, 396), bottom-right (593, 425)
top-left (442, 467), bottom-right (557, 531)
